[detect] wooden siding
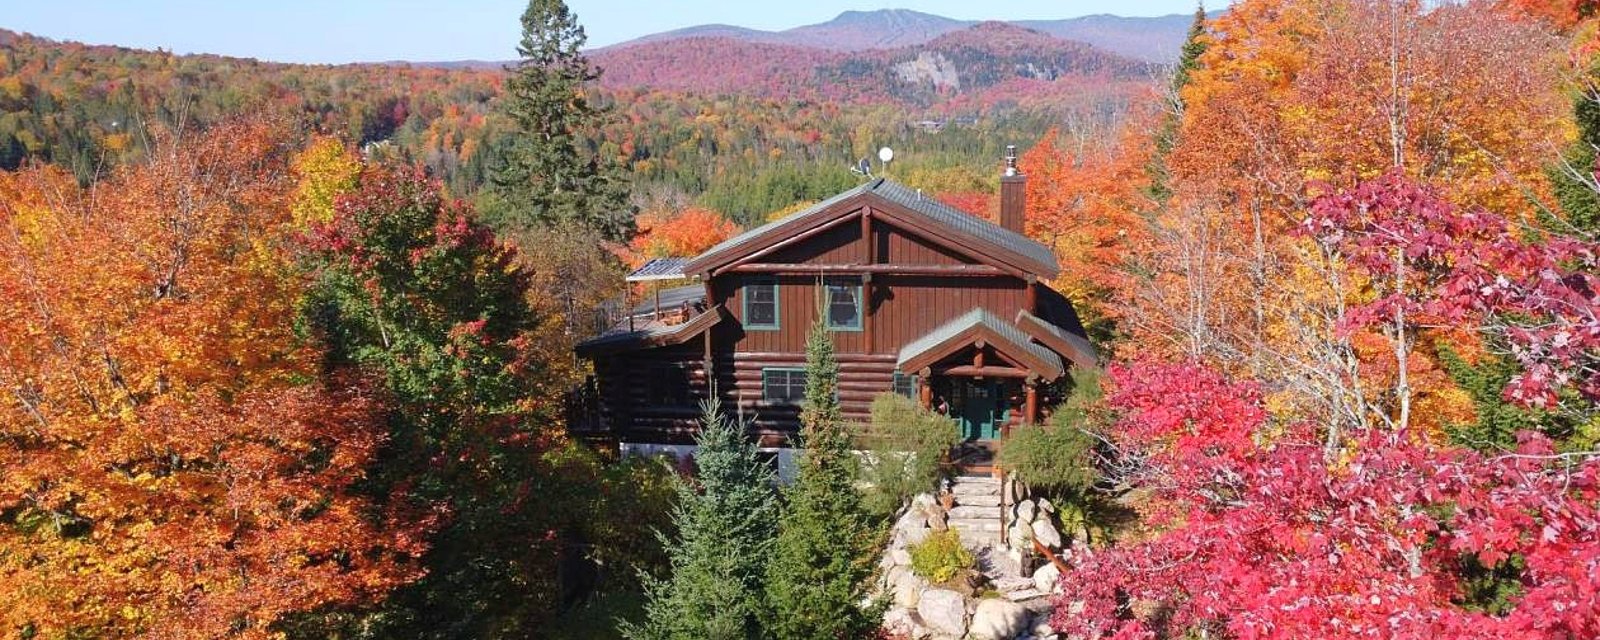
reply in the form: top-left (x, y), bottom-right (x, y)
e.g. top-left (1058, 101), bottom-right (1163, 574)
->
top-left (877, 220), bottom-right (975, 266)
top-left (588, 202), bottom-right (1061, 441)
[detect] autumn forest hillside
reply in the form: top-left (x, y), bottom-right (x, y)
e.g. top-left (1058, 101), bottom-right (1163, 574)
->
top-left (6, 0), bottom-right (1600, 638)
top-left (0, 18), bottom-right (1157, 231)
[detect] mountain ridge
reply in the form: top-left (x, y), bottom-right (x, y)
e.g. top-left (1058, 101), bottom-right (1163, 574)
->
top-left (598, 8), bottom-right (1211, 63)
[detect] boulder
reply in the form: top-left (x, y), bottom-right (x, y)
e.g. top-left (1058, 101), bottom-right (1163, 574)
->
top-left (1037, 498), bottom-right (1055, 515)
top-left (904, 524), bottom-right (931, 545)
top-left (881, 607), bottom-right (926, 639)
top-left (1031, 518), bottom-right (1062, 550)
top-left (1033, 563), bottom-right (1061, 594)
top-left (968, 598), bottom-right (1029, 640)
top-left (912, 493), bottom-right (937, 510)
top-left (891, 548), bottom-right (914, 567)
top-left (1007, 521), bottom-right (1034, 550)
top-left (1015, 500), bottom-right (1037, 524)
top-left (917, 588), bottom-right (967, 638)
top-left (927, 509), bottom-right (949, 532)
top-left (888, 566), bottom-right (923, 609)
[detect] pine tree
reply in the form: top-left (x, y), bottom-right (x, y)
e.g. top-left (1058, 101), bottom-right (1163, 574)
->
top-left (623, 397), bottom-right (779, 640)
top-left (487, 0), bottom-right (634, 241)
top-left (762, 319), bottom-right (885, 639)
top-left (1145, 2), bottom-right (1209, 202)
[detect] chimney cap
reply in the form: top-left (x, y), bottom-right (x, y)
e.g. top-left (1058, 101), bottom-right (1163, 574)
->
top-left (1004, 145), bottom-right (1019, 177)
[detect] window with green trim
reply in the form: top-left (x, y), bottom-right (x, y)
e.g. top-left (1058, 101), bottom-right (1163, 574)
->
top-left (743, 278), bottom-right (779, 329)
top-left (892, 371), bottom-right (917, 399)
top-left (825, 279), bottom-right (862, 331)
top-left (763, 368), bottom-right (807, 403)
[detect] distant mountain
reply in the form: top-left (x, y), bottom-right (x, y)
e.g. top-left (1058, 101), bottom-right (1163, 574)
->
top-left (599, 8), bottom-right (1207, 64)
top-left (592, 21), bottom-right (1150, 108)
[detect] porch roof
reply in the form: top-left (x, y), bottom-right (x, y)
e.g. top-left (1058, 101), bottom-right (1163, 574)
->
top-left (896, 308), bottom-right (1066, 380)
top-left (574, 304), bottom-right (726, 357)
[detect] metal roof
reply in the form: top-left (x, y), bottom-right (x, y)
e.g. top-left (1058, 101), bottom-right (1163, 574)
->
top-left (574, 305), bottom-right (726, 357)
top-left (628, 284), bottom-right (705, 316)
top-left (897, 307), bottom-right (1065, 379)
top-left (693, 181), bottom-right (876, 263)
top-left (627, 257), bottom-right (691, 282)
top-left (688, 178), bottom-right (1059, 277)
top-left (868, 179), bottom-right (1057, 275)
top-left (1016, 310), bottom-right (1098, 370)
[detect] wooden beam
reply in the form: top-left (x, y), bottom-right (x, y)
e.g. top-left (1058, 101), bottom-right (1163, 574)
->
top-left (722, 263), bottom-right (1008, 277)
top-left (940, 365), bottom-right (1031, 378)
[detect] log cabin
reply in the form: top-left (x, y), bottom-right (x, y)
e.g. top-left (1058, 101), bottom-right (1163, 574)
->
top-left (573, 149), bottom-right (1096, 466)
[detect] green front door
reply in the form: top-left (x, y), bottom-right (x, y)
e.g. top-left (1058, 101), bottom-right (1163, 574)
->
top-left (957, 380), bottom-right (1000, 441)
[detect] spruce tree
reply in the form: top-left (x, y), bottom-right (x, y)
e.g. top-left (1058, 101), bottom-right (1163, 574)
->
top-left (623, 397), bottom-right (778, 640)
top-left (488, 0), bottom-right (633, 241)
top-left (762, 319), bottom-right (884, 639)
top-left (1146, 3), bottom-right (1209, 203)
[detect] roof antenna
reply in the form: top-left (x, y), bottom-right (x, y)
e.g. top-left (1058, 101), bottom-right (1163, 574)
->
top-left (851, 156), bottom-right (873, 179)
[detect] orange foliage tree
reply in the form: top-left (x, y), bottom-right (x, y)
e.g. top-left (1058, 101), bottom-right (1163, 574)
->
top-left (627, 205), bottom-right (740, 265)
top-left (0, 121), bottom-right (427, 638)
top-left (1116, 0), bottom-right (1573, 434)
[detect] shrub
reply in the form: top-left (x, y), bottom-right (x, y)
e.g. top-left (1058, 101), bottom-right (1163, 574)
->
top-left (997, 371), bottom-right (1103, 504)
top-left (908, 530), bottom-right (975, 585)
top-left (857, 393), bottom-right (962, 519)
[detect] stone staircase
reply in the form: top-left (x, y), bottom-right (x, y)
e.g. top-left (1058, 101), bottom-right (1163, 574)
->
top-left (945, 473), bottom-right (1003, 548)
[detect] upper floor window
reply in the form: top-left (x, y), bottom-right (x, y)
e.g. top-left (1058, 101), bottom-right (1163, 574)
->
top-left (825, 279), bottom-right (862, 331)
top-left (744, 278), bottom-right (779, 330)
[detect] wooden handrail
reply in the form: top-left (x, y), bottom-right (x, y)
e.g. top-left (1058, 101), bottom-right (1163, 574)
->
top-left (1033, 537), bottom-right (1071, 575)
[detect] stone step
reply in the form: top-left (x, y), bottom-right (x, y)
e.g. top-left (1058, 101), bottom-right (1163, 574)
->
top-left (951, 474), bottom-right (1000, 485)
top-left (950, 481), bottom-right (1001, 497)
top-left (1004, 588), bottom-right (1049, 603)
top-left (953, 493), bottom-right (1001, 508)
top-left (947, 505), bottom-right (1002, 520)
top-left (948, 518), bottom-right (1003, 533)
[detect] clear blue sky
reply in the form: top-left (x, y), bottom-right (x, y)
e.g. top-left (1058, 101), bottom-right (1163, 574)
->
top-left (3, 1), bottom-right (1212, 64)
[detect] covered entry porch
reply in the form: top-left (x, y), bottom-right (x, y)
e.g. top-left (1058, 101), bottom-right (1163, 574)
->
top-left (897, 308), bottom-right (1067, 443)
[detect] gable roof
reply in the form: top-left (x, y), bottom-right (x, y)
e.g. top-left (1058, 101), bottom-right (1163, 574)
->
top-left (897, 308), bottom-right (1066, 380)
top-left (1015, 310), bottom-right (1098, 370)
top-left (684, 178), bottom-right (1059, 278)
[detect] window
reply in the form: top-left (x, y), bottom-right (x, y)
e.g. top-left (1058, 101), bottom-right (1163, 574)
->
top-left (892, 371), bottom-right (918, 399)
top-left (743, 279), bottom-right (779, 330)
top-left (763, 368), bottom-right (807, 403)
top-left (825, 279), bottom-right (862, 331)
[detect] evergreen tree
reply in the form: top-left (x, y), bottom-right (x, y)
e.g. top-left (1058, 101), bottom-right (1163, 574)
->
top-left (623, 397), bottom-right (778, 640)
top-left (763, 319), bottom-right (885, 639)
top-left (1145, 2), bottom-right (1209, 203)
top-left (487, 0), bottom-right (634, 241)
top-left (1549, 88), bottom-right (1600, 233)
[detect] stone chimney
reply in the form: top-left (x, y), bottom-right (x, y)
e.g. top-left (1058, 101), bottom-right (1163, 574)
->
top-left (999, 144), bottom-right (1026, 234)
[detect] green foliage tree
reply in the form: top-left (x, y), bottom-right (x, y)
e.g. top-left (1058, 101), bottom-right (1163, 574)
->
top-left (857, 393), bottom-right (961, 520)
top-left (623, 398), bottom-right (778, 640)
top-left (486, 0), bottom-right (633, 241)
top-left (762, 320), bottom-right (885, 640)
top-left (292, 162), bottom-right (675, 639)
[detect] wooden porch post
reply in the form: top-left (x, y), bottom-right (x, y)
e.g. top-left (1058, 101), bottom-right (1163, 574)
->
top-left (918, 367), bottom-right (933, 410)
top-left (1024, 378), bottom-right (1039, 426)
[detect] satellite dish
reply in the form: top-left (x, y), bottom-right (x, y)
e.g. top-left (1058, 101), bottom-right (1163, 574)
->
top-left (878, 147), bottom-right (894, 163)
